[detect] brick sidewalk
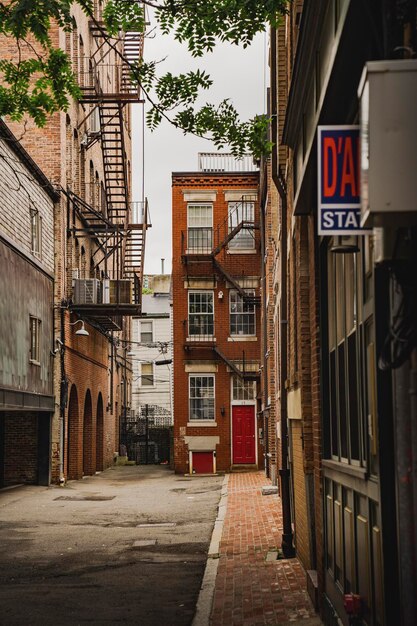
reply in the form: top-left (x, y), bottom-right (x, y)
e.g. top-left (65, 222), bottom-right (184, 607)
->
top-left (210, 472), bottom-right (319, 626)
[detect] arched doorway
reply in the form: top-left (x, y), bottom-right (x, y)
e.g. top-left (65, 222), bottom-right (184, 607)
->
top-left (82, 390), bottom-right (95, 476)
top-left (96, 393), bottom-right (104, 472)
top-left (67, 385), bottom-right (80, 480)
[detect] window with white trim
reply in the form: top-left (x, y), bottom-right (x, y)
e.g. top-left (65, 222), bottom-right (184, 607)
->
top-left (188, 291), bottom-right (214, 337)
top-left (232, 376), bottom-right (256, 400)
top-left (31, 210), bottom-right (42, 258)
top-left (189, 375), bottom-right (215, 420)
top-left (140, 321), bottom-right (153, 343)
top-left (187, 203), bottom-right (213, 252)
top-left (230, 290), bottom-right (255, 336)
top-left (30, 316), bottom-right (41, 363)
top-left (228, 200), bottom-right (254, 249)
top-left (141, 362), bottom-right (154, 386)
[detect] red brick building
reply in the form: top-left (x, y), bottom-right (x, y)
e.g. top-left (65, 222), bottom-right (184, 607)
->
top-left (0, 2), bottom-right (147, 483)
top-left (172, 154), bottom-right (262, 474)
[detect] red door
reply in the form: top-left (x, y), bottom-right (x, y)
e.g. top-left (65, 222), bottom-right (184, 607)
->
top-left (192, 452), bottom-right (213, 474)
top-left (232, 405), bottom-right (256, 464)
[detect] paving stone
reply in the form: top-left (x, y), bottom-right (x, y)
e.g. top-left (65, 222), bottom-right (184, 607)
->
top-left (210, 472), bottom-right (322, 625)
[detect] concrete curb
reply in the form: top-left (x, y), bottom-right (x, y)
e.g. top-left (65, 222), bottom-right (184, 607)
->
top-left (192, 474), bottom-right (229, 626)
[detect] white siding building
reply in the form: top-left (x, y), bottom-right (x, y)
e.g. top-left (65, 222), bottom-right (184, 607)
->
top-left (131, 277), bottom-right (172, 423)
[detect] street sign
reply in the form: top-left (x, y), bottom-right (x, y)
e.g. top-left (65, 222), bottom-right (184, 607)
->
top-left (317, 125), bottom-right (371, 235)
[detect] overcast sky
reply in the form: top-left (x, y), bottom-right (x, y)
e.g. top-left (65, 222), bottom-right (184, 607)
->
top-left (132, 21), bottom-right (268, 276)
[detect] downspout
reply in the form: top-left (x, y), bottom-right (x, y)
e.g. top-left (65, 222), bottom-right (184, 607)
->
top-left (260, 158), bottom-right (269, 475)
top-left (270, 25), bottom-right (295, 557)
top-left (59, 305), bottom-right (66, 485)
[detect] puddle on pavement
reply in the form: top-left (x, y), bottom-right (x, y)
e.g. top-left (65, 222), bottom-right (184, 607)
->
top-left (54, 495), bottom-right (115, 501)
top-left (136, 522), bottom-right (176, 528)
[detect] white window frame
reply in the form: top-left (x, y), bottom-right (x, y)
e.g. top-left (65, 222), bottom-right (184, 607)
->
top-left (189, 374), bottom-right (215, 422)
top-left (29, 316), bottom-right (41, 364)
top-left (229, 290), bottom-right (256, 336)
top-left (140, 362), bottom-right (154, 387)
top-left (187, 203), bottom-right (213, 252)
top-left (31, 210), bottom-right (42, 258)
top-left (228, 200), bottom-right (255, 250)
top-left (231, 376), bottom-right (256, 403)
top-left (140, 320), bottom-right (153, 343)
top-left (188, 290), bottom-right (214, 339)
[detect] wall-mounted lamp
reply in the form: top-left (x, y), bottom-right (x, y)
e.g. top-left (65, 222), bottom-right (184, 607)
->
top-left (218, 290), bottom-right (224, 300)
top-left (220, 406), bottom-right (226, 417)
top-left (330, 235), bottom-right (359, 254)
top-left (69, 319), bottom-right (89, 336)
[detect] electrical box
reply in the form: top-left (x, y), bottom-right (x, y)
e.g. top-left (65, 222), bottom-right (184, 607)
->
top-left (358, 60), bottom-right (417, 226)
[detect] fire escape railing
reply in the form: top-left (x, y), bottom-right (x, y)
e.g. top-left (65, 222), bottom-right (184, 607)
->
top-left (68, 18), bottom-right (148, 322)
top-left (181, 197), bottom-right (260, 302)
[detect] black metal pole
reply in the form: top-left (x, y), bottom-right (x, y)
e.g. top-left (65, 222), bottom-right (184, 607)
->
top-left (145, 403), bottom-right (149, 465)
top-left (270, 25), bottom-right (295, 558)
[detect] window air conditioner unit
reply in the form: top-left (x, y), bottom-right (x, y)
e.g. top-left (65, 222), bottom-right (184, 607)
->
top-left (102, 279), bottom-right (132, 304)
top-left (73, 278), bottom-right (101, 304)
top-left (89, 107), bottom-right (100, 135)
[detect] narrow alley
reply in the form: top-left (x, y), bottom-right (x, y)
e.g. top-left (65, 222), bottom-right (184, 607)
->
top-left (0, 466), bottom-right (320, 626)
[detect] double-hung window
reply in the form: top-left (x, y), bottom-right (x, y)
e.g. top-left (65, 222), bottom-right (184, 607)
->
top-left (141, 362), bottom-right (154, 386)
top-left (31, 210), bottom-right (42, 258)
top-left (189, 375), bottom-right (215, 421)
top-left (188, 291), bottom-right (214, 338)
top-left (230, 290), bottom-right (255, 336)
top-left (140, 321), bottom-right (153, 343)
top-left (228, 200), bottom-right (254, 250)
top-left (327, 248), bottom-right (363, 465)
top-left (187, 204), bottom-right (213, 253)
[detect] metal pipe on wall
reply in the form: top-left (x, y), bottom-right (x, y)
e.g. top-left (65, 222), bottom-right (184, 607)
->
top-left (270, 25), bottom-right (295, 558)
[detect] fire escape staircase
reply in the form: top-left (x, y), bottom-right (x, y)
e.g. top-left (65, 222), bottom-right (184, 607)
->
top-left (212, 347), bottom-right (260, 381)
top-left (63, 188), bottom-right (122, 269)
top-left (77, 18), bottom-right (147, 307)
top-left (182, 200), bottom-right (260, 306)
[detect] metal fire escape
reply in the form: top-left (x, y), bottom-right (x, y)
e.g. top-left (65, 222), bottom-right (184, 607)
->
top-left (182, 196), bottom-right (261, 305)
top-left (69, 11), bottom-right (149, 329)
top-left (181, 195), bottom-right (260, 379)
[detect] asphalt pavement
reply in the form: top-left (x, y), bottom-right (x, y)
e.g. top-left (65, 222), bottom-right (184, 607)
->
top-left (0, 465), bottom-right (223, 626)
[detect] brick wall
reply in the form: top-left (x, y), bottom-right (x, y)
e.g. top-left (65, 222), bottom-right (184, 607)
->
top-left (271, 0), bottom-right (324, 604)
top-left (3, 412), bottom-right (38, 484)
top-left (172, 172), bottom-right (262, 473)
top-left (0, 7), bottom-right (134, 483)
top-left (290, 419), bottom-right (311, 569)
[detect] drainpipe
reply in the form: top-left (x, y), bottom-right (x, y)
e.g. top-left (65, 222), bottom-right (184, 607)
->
top-left (260, 164), bottom-right (269, 475)
top-left (270, 25), bottom-right (295, 558)
top-left (59, 305), bottom-right (66, 485)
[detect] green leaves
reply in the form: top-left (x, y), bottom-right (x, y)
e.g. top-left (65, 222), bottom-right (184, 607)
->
top-left (0, 0), bottom-right (288, 157)
top-left (0, 44), bottom-right (79, 124)
top-left (102, 0), bottom-right (145, 36)
top-left (173, 102), bottom-right (271, 159)
top-left (158, 0), bottom-right (288, 57)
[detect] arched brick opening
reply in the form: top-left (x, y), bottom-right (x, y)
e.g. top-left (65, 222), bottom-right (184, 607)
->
top-left (96, 393), bottom-right (104, 472)
top-left (67, 385), bottom-right (81, 480)
top-left (82, 389), bottom-right (95, 476)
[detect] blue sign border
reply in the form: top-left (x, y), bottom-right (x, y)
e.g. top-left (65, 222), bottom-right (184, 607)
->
top-left (317, 125), bottom-right (371, 235)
